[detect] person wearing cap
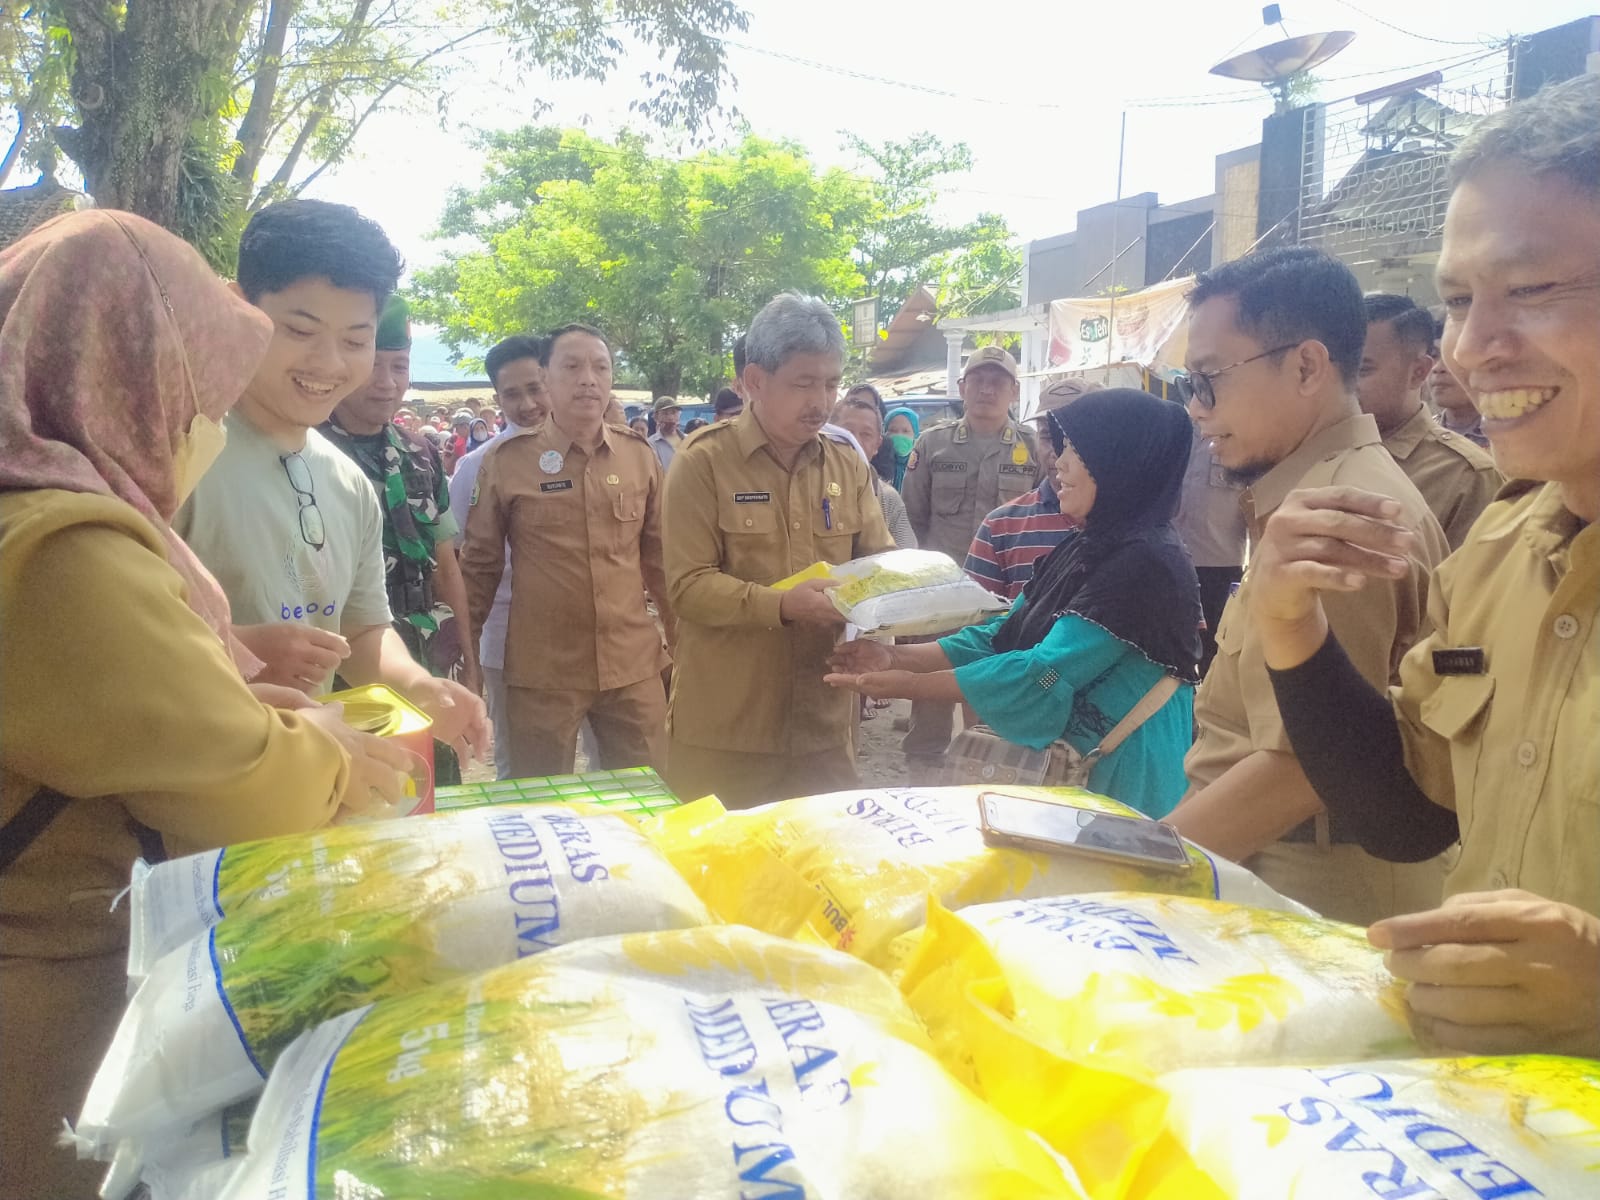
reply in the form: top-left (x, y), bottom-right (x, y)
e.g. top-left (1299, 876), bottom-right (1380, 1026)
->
top-left (964, 376), bottom-right (1091, 600)
top-left (648, 395), bottom-right (684, 470)
top-left (461, 323), bottom-right (674, 777)
top-left (321, 297), bottom-right (480, 705)
top-left (899, 342), bottom-right (1041, 779)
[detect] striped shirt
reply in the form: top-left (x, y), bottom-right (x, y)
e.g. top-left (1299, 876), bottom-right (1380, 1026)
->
top-left (964, 478), bottom-right (1081, 600)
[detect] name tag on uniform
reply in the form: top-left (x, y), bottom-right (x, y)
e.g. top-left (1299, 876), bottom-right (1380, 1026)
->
top-left (1433, 647), bottom-right (1486, 676)
top-left (734, 491), bottom-right (771, 503)
top-left (932, 462), bottom-right (967, 473)
top-left (998, 463), bottom-right (1033, 475)
top-left (539, 480), bottom-right (573, 493)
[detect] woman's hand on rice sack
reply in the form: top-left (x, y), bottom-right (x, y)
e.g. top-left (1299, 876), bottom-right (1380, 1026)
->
top-left (778, 577), bottom-right (846, 626)
top-left (302, 703), bottom-right (414, 816)
top-left (1370, 889), bottom-right (1600, 1058)
top-left (828, 639), bottom-right (896, 674)
top-left (408, 675), bottom-right (491, 763)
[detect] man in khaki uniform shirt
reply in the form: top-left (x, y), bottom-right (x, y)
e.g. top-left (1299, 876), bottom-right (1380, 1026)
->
top-left (1249, 74), bottom-right (1600, 1059)
top-left (1358, 293), bottom-right (1501, 549)
top-left (1164, 248), bottom-right (1451, 926)
top-left (900, 344), bottom-right (1039, 776)
top-left (461, 324), bottom-right (672, 777)
top-left (664, 294), bottom-right (894, 807)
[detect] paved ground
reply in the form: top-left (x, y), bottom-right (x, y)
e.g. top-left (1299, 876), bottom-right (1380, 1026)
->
top-left (462, 697), bottom-right (918, 789)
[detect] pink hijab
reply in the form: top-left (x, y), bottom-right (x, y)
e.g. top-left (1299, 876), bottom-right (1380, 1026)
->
top-left (0, 210), bottom-right (274, 673)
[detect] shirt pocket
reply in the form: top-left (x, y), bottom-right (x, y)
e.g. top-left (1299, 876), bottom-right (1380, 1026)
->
top-left (932, 469), bottom-right (969, 517)
top-left (1419, 672), bottom-right (1494, 837)
top-left (814, 493), bottom-right (863, 565)
top-left (997, 464), bottom-right (1034, 501)
top-left (612, 482), bottom-right (644, 552)
top-left (717, 501), bottom-right (783, 583)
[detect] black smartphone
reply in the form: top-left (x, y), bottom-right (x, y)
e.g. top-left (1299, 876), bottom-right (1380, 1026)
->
top-left (977, 791), bottom-right (1191, 873)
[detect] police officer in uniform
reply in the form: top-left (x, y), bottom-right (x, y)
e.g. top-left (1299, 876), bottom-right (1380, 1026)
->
top-left (899, 344), bottom-right (1039, 778)
top-left (663, 294), bottom-right (895, 807)
top-left (460, 323), bottom-right (673, 778)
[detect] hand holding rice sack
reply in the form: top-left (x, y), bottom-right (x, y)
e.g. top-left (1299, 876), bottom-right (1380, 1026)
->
top-left (827, 391), bottom-right (1204, 818)
top-left (651, 788), bottom-right (1309, 969)
top-left (219, 926), bottom-right (1083, 1200)
top-left (896, 893), bottom-right (1417, 1138)
top-left (77, 804), bottom-right (712, 1153)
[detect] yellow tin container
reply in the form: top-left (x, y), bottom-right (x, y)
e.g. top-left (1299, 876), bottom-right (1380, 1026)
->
top-left (317, 684), bottom-right (436, 815)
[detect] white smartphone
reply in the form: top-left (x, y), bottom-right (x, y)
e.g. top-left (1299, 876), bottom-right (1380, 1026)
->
top-left (977, 791), bottom-right (1191, 873)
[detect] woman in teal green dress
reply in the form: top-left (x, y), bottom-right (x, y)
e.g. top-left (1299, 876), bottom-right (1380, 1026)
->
top-left (827, 388), bottom-right (1202, 817)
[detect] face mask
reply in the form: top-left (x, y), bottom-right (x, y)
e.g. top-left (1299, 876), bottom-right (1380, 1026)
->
top-left (172, 412), bottom-right (227, 506)
top-left (890, 433), bottom-right (915, 458)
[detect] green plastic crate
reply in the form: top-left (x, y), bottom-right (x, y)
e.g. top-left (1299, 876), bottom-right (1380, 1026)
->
top-left (434, 768), bottom-right (681, 815)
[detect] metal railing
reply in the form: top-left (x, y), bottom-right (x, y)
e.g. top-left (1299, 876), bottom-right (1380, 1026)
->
top-left (1296, 45), bottom-right (1517, 267)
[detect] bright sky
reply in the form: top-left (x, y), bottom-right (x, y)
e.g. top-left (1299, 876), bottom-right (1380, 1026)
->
top-left (309, 0), bottom-right (1589, 280)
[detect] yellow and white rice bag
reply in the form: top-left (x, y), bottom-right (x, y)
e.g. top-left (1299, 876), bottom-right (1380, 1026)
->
top-left (898, 894), bottom-right (1417, 1105)
top-left (1095, 1056), bottom-right (1600, 1200)
top-left (80, 805), bottom-right (712, 1154)
top-left (220, 926), bottom-right (1082, 1200)
top-left (651, 788), bottom-right (1308, 968)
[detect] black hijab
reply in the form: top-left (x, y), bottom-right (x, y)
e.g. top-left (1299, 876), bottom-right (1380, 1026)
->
top-left (991, 388), bottom-right (1202, 681)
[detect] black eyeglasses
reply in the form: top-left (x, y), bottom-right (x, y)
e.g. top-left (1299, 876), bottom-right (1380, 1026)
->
top-left (1173, 343), bottom-right (1301, 410)
top-left (280, 453), bottom-right (326, 550)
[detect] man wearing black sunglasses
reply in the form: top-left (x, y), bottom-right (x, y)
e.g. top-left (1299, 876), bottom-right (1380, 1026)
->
top-left (1163, 247), bottom-right (1449, 926)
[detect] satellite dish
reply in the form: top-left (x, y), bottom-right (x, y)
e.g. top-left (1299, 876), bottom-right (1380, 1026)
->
top-left (1210, 24), bottom-right (1356, 109)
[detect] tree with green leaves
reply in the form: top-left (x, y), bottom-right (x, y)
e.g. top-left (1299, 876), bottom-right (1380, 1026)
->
top-left (3, 1), bottom-right (748, 264)
top-left (416, 127), bottom-right (874, 397)
top-left (843, 130), bottom-right (1018, 324)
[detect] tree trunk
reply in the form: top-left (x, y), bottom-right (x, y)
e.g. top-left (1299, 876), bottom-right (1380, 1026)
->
top-left (231, 0), bottom-right (298, 186)
top-left (56, 0), bottom-right (240, 230)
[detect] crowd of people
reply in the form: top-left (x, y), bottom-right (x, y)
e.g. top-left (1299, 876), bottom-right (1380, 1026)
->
top-left (0, 70), bottom-right (1596, 1197)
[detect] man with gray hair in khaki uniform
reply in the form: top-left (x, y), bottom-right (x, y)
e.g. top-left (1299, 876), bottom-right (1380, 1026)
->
top-left (663, 293), bottom-right (895, 807)
top-left (899, 344), bottom-right (1040, 780)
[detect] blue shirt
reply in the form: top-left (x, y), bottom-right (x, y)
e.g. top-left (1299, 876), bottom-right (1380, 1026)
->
top-left (940, 606), bottom-right (1194, 817)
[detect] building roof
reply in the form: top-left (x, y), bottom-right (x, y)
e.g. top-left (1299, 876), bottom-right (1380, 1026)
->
top-left (0, 180), bottom-right (81, 251)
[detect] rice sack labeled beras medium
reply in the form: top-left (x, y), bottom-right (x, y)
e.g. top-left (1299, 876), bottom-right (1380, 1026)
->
top-left (898, 893), bottom-right (1418, 1139)
top-left (78, 805), bottom-right (712, 1153)
top-left (776, 549), bottom-right (1008, 636)
top-left (652, 788), bottom-right (1307, 969)
top-left (219, 926), bottom-right (1083, 1200)
top-left (1092, 1056), bottom-right (1600, 1200)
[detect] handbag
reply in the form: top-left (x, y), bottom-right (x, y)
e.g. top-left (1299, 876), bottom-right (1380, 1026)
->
top-left (942, 674), bottom-right (1180, 788)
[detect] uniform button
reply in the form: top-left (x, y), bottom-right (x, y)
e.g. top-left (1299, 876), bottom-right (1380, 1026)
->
top-left (793, 521), bottom-right (801, 530)
top-left (1515, 740), bottom-right (1537, 767)
top-left (743, 518), bottom-right (753, 528)
top-left (1553, 613), bottom-right (1579, 639)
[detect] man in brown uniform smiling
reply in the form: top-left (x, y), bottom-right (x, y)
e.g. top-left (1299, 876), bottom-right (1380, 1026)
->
top-left (461, 323), bottom-right (672, 777)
